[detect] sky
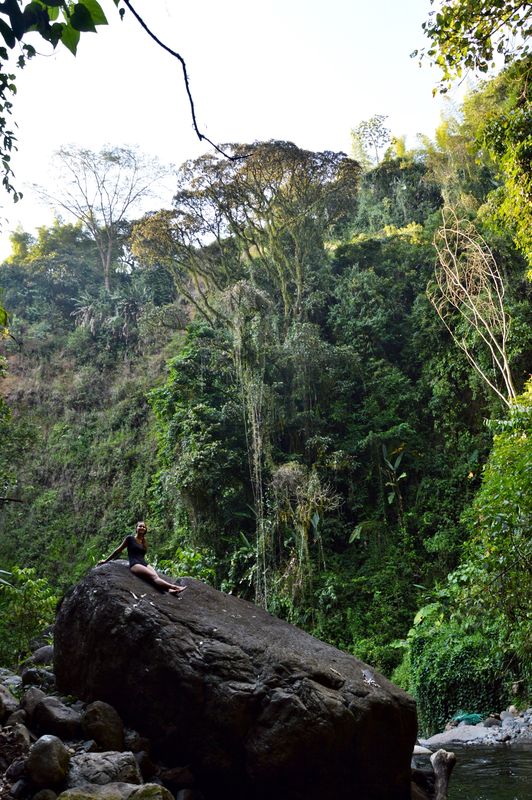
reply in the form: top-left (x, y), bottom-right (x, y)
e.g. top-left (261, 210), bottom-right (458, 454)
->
top-left (0, 0), bottom-right (460, 259)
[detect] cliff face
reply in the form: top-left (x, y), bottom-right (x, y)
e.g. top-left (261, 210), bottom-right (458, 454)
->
top-left (54, 563), bottom-right (417, 800)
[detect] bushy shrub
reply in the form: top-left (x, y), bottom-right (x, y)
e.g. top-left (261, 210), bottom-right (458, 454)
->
top-left (0, 567), bottom-right (57, 668)
top-left (406, 605), bottom-right (509, 735)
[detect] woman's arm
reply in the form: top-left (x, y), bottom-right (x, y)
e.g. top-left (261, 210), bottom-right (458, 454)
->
top-left (98, 537), bottom-right (128, 565)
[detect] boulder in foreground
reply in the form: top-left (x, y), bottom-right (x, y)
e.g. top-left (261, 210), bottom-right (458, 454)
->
top-left (54, 563), bottom-right (416, 800)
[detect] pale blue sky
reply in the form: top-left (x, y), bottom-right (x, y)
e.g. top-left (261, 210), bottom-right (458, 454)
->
top-left (0, 0), bottom-right (461, 258)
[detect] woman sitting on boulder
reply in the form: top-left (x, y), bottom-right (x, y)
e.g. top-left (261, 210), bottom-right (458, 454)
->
top-left (98, 521), bottom-right (186, 595)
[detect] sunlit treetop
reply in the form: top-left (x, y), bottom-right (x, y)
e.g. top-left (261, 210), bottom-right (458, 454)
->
top-left (415, 0), bottom-right (532, 93)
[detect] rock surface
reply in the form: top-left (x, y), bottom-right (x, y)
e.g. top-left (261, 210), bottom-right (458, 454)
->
top-left (0, 684), bottom-right (19, 721)
top-left (33, 696), bottom-right (83, 739)
top-left (27, 735), bottom-right (71, 786)
top-left (67, 752), bottom-right (142, 788)
top-left (420, 707), bottom-right (532, 748)
top-left (82, 702), bottom-right (125, 752)
top-left (54, 563), bottom-right (417, 800)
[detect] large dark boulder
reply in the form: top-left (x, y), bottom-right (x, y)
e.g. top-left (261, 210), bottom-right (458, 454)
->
top-left (54, 563), bottom-right (416, 800)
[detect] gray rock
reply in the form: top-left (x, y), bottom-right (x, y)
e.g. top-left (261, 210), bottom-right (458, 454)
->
top-left (7, 709), bottom-right (29, 726)
top-left (81, 702), bottom-right (124, 752)
top-left (66, 752), bottom-right (142, 788)
top-left (0, 666), bottom-right (16, 680)
top-left (6, 757), bottom-right (27, 781)
top-left (58, 784), bottom-right (159, 800)
top-left (25, 646), bottom-right (54, 668)
top-left (21, 688), bottom-right (47, 723)
top-left (0, 722), bottom-right (30, 772)
top-left (10, 778), bottom-right (31, 798)
top-left (0, 684), bottom-right (20, 721)
top-left (4, 674), bottom-right (23, 691)
top-left (128, 787), bottom-right (174, 800)
top-left (175, 792), bottom-right (198, 800)
top-left (78, 741), bottom-right (99, 754)
top-left (12, 722), bottom-right (32, 748)
top-left (33, 790), bottom-right (58, 800)
top-left (419, 724), bottom-right (490, 747)
top-left (123, 730), bottom-right (150, 755)
top-left (54, 564), bottom-right (416, 800)
top-left (33, 697), bottom-right (83, 739)
top-left (21, 668), bottom-right (55, 691)
top-left (27, 735), bottom-right (71, 787)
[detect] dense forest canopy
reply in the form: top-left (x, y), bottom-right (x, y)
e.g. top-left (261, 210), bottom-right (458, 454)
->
top-left (0, 3), bottom-right (531, 737)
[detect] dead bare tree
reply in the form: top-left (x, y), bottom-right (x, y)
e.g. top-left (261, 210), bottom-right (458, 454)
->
top-left (428, 208), bottom-right (516, 407)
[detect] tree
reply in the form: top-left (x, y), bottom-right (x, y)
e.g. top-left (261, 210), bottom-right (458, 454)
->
top-left (40, 145), bottom-right (168, 292)
top-left (428, 208), bottom-right (516, 407)
top-left (350, 115), bottom-right (391, 168)
top-left (417, 0), bottom-right (532, 93)
top-left (133, 141), bottom-right (360, 326)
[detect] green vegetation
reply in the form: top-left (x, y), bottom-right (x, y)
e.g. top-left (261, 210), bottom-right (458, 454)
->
top-left (0, 566), bottom-right (57, 668)
top-left (0, 53), bottom-right (531, 735)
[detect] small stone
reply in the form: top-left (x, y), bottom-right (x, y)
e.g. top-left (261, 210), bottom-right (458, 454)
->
top-left (81, 702), bottom-right (124, 752)
top-left (33, 697), bottom-right (83, 739)
top-left (0, 684), bottom-right (19, 722)
top-left (129, 786), bottom-right (174, 800)
top-left (27, 735), bottom-right (71, 787)
top-left (21, 668), bottom-right (55, 691)
top-left (57, 783), bottom-right (138, 800)
top-left (7, 709), bottom-right (28, 726)
top-left (30, 646), bottom-right (54, 666)
top-left (33, 791), bottom-right (58, 800)
top-left (21, 688), bottom-right (47, 722)
top-left (2, 674), bottom-right (23, 692)
top-left (12, 723), bottom-right (32, 748)
top-left (6, 757), bottom-right (27, 781)
top-left (123, 730), bottom-right (150, 755)
top-left (10, 778), bottom-right (32, 799)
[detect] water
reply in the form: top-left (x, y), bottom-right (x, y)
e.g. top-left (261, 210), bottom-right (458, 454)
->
top-left (414, 745), bottom-right (532, 800)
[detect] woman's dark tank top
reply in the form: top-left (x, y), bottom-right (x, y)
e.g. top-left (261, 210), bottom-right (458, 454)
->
top-left (126, 535), bottom-right (147, 567)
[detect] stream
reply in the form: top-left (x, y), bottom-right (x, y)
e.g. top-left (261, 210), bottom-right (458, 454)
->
top-left (415, 744), bottom-right (532, 800)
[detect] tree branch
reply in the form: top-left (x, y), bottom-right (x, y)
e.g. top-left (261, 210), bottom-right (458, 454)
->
top-left (121, 1), bottom-right (242, 161)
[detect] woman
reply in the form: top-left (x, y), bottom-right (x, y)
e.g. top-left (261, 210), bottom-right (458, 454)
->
top-left (98, 521), bottom-right (186, 595)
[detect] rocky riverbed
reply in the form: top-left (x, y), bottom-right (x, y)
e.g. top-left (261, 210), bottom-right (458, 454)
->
top-left (419, 708), bottom-right (532, 748)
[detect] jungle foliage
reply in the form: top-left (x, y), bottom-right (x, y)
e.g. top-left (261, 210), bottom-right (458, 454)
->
top-left (0, 61), bottom-right (530, 733)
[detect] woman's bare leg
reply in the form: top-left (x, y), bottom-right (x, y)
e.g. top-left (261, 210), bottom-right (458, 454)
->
top-left (130, 564), bottom-right (185, 593)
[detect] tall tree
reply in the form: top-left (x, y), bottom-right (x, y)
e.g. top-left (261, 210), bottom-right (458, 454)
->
top-left (40, 145), bottom-right (168, 292)
top-left (133, 140), bottom-right (360, 326)
top-left (350, 115), bottom-right (391, 169)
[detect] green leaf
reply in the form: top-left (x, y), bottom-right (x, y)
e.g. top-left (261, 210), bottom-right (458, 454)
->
top-left (60, 21), bottom-right (80, 54)
top-left (0, 19), bottom-right (16, 48)
top-left (79, 0), bottom-right (108, 26)
top-left (69, 4), bottom-right (96, 32)
top-left (348, 524), bottom-right (362, 543)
